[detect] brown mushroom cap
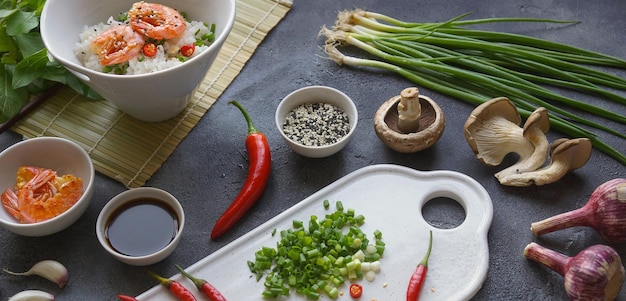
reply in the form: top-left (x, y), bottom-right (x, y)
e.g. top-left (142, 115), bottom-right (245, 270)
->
top-left (523, 107), bottom-right (550, 136)
top-left (549, 137), bottom-right (592, 171)
top-left (374, 92), bottom-right (445, 153)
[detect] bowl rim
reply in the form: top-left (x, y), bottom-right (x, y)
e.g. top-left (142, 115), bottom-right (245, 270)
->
top-left (275, 85), bottom-right (359, 150)
top-left (95, 187), bottom-right (185, 263)
top-left (0, 137), bottom-right (95, 229)
top-left (40, 0), bottom-right (237, 79)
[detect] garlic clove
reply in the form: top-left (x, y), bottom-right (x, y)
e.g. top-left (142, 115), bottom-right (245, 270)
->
top-left (3, 259), bottom-right (68, 288)
top-left (8, 290), bottom-right (55, 301)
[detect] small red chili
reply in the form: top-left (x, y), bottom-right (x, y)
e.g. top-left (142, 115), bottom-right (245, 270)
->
top-left (349, 283), bottom-right (363, 298)
top-left (180, 44), bottom-right (195, 57)
top-left (175, 264), bottom-right (227, 301)
top-left (143, 43), bottom-right (157, 57)
top-left (117, 294), bottom-right (139, 301)
top-left (406, 230), bottom-right (433, 301)
top-left (148, 270), bottom-right (197, 301)
top-left (210, 100), bottom-right (271, 239)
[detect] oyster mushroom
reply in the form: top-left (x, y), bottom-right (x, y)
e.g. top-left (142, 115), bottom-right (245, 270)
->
top-left (463, 97), bottom-right (535, 166)
top-left (499, 137), bottom-right (592, 186)
top-left (495, 106), bottom-right (550, 181)
top-left (374, 87), bottom-right (445, 153)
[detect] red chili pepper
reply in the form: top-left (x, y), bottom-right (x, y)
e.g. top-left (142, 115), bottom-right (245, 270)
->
top-left (117, 294), bottom-right (139, 301)
top-left (175, 264), bottom-right (227, 301)
top-left (349, 283), bottom-right (363, 298)
top-left (148, 270), bottom-right (197, 301)
top-left (143, 43), bottom-right (157, 57)
top-left (180, 44), bottom-right (195, 57)
top-left (210, 100), bottom-right (271, 239)
top-left (406, 230), bottom-right (433, 301)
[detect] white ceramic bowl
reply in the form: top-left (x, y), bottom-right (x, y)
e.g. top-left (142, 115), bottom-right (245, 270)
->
top-left (275, 86), bottom-right (358, 158)
top-left (0, 137), bottom-right (95, 236)
top-left (40, 0), bottom-right (236, 122)
top-left (96, 187), bottom-right (185, 266)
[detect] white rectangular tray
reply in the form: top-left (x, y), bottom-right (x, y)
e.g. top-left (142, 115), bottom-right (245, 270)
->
top-left (137, 164), bottom-right (493, 301)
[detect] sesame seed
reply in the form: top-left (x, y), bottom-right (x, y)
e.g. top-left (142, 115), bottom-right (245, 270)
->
top-left (282, 103), bottom-right (350, 147)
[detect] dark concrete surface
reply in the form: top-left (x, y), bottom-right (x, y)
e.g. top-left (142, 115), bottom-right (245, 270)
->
top-left (1, 0), bottom-right (626, 300)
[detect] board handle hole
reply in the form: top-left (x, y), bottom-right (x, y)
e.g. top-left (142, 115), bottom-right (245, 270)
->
top-left (422, 197), bottom-right (466, 229)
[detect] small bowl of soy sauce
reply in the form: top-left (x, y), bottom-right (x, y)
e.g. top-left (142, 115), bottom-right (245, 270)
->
top-left (96, 187), bottom-right (185, 266)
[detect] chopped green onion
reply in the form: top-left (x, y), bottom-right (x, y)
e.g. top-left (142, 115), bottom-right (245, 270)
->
top-left (102, 62), bottom-right (130, 75)
top-left (117, 12), bottom-right (128, 22)
top-left (195, 23), bottom-right (216, 47)
top-left (248, 200), bottom-right (384, 299)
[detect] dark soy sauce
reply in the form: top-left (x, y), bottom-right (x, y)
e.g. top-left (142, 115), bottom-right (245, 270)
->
top-left (105, 197), bottom-right (178, 257)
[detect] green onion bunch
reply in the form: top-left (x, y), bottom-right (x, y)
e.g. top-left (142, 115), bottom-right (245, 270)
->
top-left (247, 200), bottom-right (385, 299)
top-left (321, 10), bottom-right (626, 165)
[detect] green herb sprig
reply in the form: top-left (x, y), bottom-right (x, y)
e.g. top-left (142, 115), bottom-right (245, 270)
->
top-left (322, 10), bottom-right (626, 165)
top-left (0, 0), bottom-right (99, 124)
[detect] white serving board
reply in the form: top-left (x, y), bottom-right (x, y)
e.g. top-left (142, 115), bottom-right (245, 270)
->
top-left (137, 164), bottom-right (493, 301)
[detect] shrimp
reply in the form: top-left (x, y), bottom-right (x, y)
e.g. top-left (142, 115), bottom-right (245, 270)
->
top-left (1, 167), bottom-right (83, 224)
top-left (15, 166), bottom-right (43, 188)
top-left (128, 1), bottom-right (187, 40)
top-left (90, 24), bottom-right (145, 66)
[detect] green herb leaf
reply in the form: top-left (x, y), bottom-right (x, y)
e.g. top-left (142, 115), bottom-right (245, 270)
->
top-left (0, 65), bottom-right (29, 123)
top-left (0, 8), bottom-right (17, 19)
top-left (0, 26), bottom-right (18, 56)
top-left (12, 48), bottom-right (47, 88)
top-left (1, 52), bottom-right (19, 64)
top-left (65, 74), bottom-right (101, 99)
top-left (5, 10), bottom-right (38, 36)
top-left (15, 31), bottom-right (44, 57)
top-left (41, 60), bottom-right (69, 83)
top-left (0, 0), bottom-right (100, 126)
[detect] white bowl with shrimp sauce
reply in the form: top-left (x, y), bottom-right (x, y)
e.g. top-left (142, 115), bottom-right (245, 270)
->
top-left (96, 187), bottom-right (185, 266)
top-left (0, 137), bottom-right (95, 237)
top-left (40, 0), bottom-right (236, 122)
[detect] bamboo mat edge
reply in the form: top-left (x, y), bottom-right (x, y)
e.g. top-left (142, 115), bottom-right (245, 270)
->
top-left (10, 0), bottom-right (292, 188)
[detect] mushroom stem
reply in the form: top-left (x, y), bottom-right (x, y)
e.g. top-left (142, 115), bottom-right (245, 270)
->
top-left (495, 107), bottom-right (550, 180)
top-left (499, 138), bottom-right (592, 186)
top-left (397, 87), bottom-right (422, 133)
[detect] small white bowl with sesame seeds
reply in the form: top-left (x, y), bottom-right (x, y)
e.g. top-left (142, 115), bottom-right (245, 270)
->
top-left (275, 86), bottom-right (358, 158)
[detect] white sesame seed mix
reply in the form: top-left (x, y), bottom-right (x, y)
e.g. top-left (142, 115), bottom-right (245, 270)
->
top-left (283, 103), bottom-right (350, 147)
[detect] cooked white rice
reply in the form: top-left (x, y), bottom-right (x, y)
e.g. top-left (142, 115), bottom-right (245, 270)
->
top-left (74, 17), bottom-right (210, 75)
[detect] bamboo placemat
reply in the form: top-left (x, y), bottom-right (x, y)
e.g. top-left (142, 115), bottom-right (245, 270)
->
top-left (10, 0), bottom-right (292, 188)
